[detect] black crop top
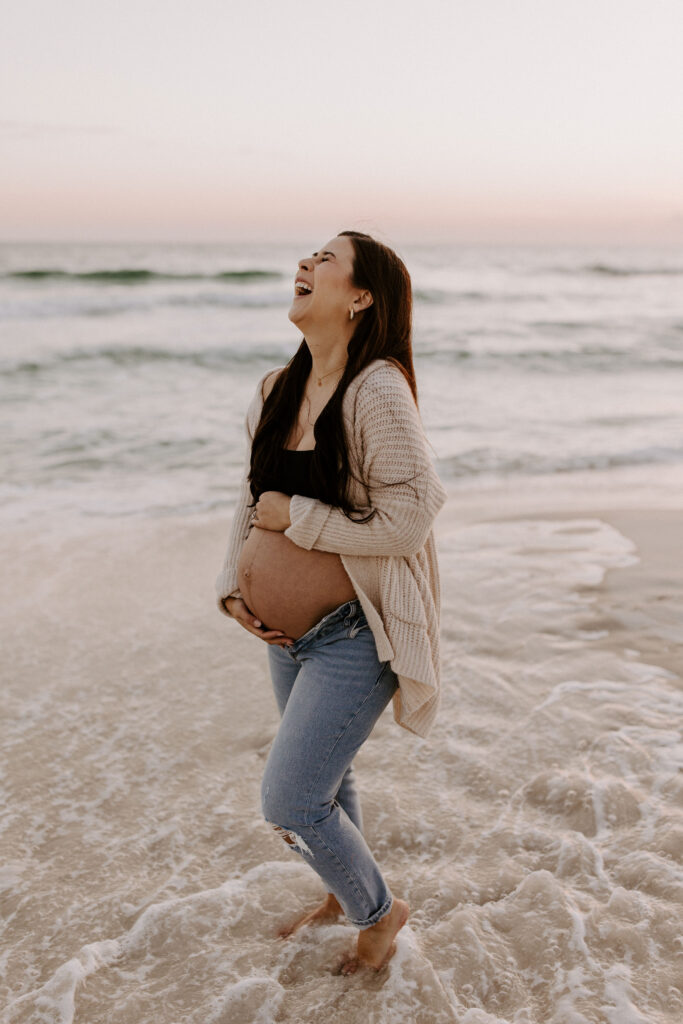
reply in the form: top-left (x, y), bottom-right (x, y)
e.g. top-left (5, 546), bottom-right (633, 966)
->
top-left (258, 447), bottom-right (320, 500)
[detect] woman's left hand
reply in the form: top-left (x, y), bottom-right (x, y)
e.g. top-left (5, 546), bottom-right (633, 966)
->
top-left (251, 491), bottom-right (292, 532)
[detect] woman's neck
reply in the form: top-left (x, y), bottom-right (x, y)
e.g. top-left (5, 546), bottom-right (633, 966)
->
top-left (304, 325), bottom-right (353, 384)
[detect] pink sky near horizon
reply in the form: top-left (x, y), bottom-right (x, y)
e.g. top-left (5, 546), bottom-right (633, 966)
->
top-left (1, 0), bottom-right (682, 245)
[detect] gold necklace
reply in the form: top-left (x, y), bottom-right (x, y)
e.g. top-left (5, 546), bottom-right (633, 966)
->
top-left (314, 362), bottom-right (346, 386)
top-left (294, 363), bottom-right (347, 439)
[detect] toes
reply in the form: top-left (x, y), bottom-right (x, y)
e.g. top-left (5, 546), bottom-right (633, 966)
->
top-left (337, 943), bottom-right (396, 976)
top-left (339, 956), bottom-right (359, 976)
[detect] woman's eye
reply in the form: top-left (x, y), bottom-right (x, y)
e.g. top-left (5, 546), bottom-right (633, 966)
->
top-left (321, 256), bottom-right (330, 262)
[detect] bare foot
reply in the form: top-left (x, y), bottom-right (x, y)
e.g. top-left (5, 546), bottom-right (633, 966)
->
top-left (338, 898), bottom-right (410, 975)
top-left (277, 893), bottom-right (343, 939)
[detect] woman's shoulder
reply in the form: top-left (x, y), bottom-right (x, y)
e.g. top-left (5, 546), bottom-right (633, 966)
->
top-left (258, 365), bottom-right (287, 402)
top-left (341, 360), bottom-right (420, 451)
top-left (347, 358), bottom-right (414, 409)
top-left (244, 365), bottom-right (287, 438)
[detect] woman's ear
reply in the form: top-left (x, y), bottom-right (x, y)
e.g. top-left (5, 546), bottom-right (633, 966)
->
top-left (357, 290), bottom-right (373, 311)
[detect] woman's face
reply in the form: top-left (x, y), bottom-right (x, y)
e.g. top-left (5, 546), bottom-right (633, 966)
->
top-left (288, 235), bottom-right (360, 327)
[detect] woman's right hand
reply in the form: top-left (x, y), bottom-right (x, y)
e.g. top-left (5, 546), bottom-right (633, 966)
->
top-left (223, 597), bottom-right (294, 647)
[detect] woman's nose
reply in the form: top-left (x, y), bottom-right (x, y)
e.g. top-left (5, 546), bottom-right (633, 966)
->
top-left (298, 257), bottom-right (312, 271)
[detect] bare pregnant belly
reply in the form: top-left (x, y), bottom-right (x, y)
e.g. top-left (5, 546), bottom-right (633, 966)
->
top-left (237, 526), bottom-right (357, 640)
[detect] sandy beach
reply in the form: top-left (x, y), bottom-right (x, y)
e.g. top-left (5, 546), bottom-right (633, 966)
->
top-left (2, 474), bottom-right (681, 1024)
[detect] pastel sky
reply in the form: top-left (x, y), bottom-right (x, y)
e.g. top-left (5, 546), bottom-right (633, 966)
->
top-left (2, 0), bottom-right (682, 244)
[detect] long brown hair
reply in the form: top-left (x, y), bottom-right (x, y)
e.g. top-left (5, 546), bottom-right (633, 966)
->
top-left (248, 230), bottom-right (418, 518)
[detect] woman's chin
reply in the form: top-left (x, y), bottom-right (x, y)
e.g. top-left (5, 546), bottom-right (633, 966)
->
top-left (287, 303), bottom-right (307, 326)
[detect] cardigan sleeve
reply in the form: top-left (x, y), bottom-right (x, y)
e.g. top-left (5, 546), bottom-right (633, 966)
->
top-left (284, 368), bottom-right (448, 557)
top-left (215, 368), bottom-right (280, 616)
top-left (214, 463), bottom-right (252, 617)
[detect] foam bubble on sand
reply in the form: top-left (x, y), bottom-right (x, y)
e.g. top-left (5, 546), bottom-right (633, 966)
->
top-left (5, 941), bottom-right (122, 1024)
top-left (204, 975), bottom-right (285, 1024)
top-left (5, 862), bottom-right (302, 1024)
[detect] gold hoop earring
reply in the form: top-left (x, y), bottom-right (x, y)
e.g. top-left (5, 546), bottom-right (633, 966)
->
top-left (349, 307), bottom-right (355, 321)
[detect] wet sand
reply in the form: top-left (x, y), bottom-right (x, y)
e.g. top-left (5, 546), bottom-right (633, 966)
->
top-left (2, 485), bottom-right (682, 1023)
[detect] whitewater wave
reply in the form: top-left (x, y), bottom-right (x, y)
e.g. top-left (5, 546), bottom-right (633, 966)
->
top-left (545, 262), bottom-right (683, 277)
top-left (1, 342), bottom-right (290, 375)
top-left (4, 336), bottom-right (683, 377)
top-left (438, 443), bottom-right (683, 479)
top-left (5, 267), bottom-right (283, 283)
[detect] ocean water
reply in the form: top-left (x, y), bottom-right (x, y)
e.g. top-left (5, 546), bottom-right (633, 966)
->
top-left (2, 243), bottom-right (683, 1023)
top-left (1, 241), bottom-right (682, 523)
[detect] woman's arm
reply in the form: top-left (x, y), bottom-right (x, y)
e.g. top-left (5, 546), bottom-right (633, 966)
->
top-left (284, 368), bottom-right (447, 557)
top-left (215, 464), bottom-right (253, 616)
top-left (215, 367), bottom-right (284, 616)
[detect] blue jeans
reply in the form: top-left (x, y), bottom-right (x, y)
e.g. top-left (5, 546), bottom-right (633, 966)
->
top-left (262, 598), bottom-right (399, 929)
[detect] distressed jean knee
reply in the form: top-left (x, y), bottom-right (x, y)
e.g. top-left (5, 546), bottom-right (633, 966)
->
top-left (261, 777), bottom-right (314, 857)
top-left (266, 821), bottom-right (314, 857)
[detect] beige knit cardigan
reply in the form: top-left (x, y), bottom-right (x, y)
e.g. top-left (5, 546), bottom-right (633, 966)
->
top-left (216, 358), bottom-right (448, 738)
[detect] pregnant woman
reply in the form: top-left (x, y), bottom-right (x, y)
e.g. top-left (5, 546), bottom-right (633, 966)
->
top-left (216, 230), bottom-right (447, 975)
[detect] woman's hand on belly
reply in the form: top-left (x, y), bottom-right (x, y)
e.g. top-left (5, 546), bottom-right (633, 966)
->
top-left (223, 597), bottom-right (294, 648)
top-left (237, 529), bottom-right (356, 641)
top-left (252, 491), bottom-right (291, 532)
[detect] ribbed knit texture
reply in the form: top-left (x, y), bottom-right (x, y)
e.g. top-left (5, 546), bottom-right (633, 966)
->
top-left (216, 358), bottom-right (448, 739)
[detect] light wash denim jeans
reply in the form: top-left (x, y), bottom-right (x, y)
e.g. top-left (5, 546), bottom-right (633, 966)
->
top-left (262, 598), bottom-right (399, 929)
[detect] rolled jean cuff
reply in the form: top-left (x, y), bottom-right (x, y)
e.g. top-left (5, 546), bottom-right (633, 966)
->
top-left (349, 892), bottom-right (393, 930)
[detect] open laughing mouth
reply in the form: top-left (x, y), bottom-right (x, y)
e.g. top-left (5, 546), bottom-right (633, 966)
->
top-left (294, 278), bottom-right (313, 297)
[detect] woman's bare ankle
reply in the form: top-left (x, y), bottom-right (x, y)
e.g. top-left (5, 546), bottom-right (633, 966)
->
top-left (277, 892), bottom-right (343, 939)
top-left (337, 898), bottom-right (410, 974)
